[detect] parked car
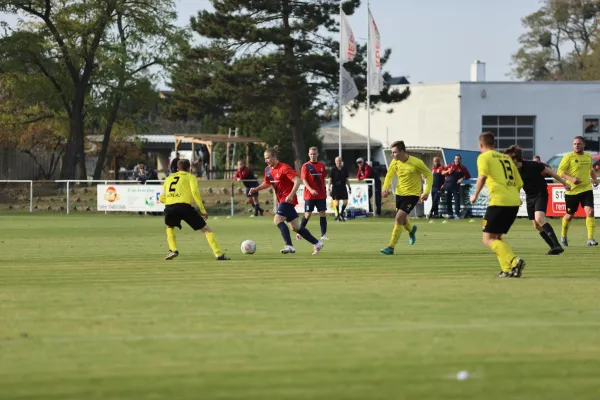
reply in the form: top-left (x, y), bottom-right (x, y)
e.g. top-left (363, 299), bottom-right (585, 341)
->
top-left (546, 152), bottom-right (600, 172)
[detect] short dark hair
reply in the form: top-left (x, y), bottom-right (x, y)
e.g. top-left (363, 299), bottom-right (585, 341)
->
top-left (504, 145), bottom-right (523, 162)
top-left (391, 141), bottom-right (406, 152)
top-left (533, 155), bottom-right (541, 160)
top-left (178, 159), bottom-right (191, 172)
top-left (479, 131), bottom-right (496, 148)
top-left (454, 154), bottom-right (462, 159)
top-left (574, 136), bottom-right (585, 143)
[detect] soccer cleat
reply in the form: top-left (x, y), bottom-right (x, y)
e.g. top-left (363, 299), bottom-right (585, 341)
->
top-left (216, 254), bottom-right (230, 260)
top-left (510, 258), bottom-right (526, 278)
top-left (587, 238), bottom-right (599, 246)
top-left (164, 250), bottom-right (179, 260)
top-left (380, 246), bottom-right (394, 255)
top-left (280, 245), bottom-right (296, 254)
top-left (496, 271), bottom-right (512, 278)
top-left (561, 236), bottom-right (569, 247)
top-left (334, 216), bottom-right (339, 221)
top-left (547, 246), bottom-right (564, 255)
top-left (296, 233), bottom-right (303, 241)
top-left (320, 235), bottom-right (330, 240)
top-left (408, 225), bottom-right (418, 245)
top-left (312, 241), bottom-right (324, 255)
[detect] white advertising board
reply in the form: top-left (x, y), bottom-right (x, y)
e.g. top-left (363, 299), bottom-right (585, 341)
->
top-left (294, 183), bottom-right (370, 214)
top-left (97, 184), bottom-right (164, 212)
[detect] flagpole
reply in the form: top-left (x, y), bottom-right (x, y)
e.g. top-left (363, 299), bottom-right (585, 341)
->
top-left (366, 0), bottom-right (371, 165)
top-left (338, 1), bottom-right (343, 160)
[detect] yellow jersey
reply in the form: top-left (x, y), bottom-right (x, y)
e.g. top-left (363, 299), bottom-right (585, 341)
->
top-left (477, 150), bottom-right (523, 206)
top-left (557, 152), bottom-right (593, 195)
top-left (159, 172), bottom-right (207, 214)
top-left (382, 156), bottom-right (433, 197)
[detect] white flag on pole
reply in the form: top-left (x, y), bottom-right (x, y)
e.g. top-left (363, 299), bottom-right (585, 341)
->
top-left (368, 9), bottom-right (383, 95)
top-left (340, 10), bottom-right (356, 63)
top-left (341, 66), bottom-right (358, 105)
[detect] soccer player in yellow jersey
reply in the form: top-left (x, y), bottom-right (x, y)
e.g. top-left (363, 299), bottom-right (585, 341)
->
top-left (557, 136), bottom-right (599, 247)
top-left (470, 132), bottom-right (525, 278)
top-left (380, 141), bottom-right (433, 255)
top-left (159, 159), bottom-right (229, 261)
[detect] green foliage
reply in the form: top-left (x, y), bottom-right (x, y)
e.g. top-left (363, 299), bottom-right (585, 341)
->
top-left (511, 0), bottom-right (600, 81)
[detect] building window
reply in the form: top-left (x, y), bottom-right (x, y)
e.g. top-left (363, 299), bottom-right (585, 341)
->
top-left (481, 115), bottom-right (536, 159)
top-left (583, 116), bottom-right (600, 135)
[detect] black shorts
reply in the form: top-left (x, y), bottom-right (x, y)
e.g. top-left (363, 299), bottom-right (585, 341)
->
top-left (276, 202), bottom-right (299, 222)
top-left (331, 186), bottom-right (348, 200)
top-left (245, 186), bottom-right (259, 198)
top-left (304, 199), bottom-right (327, 213)
top-left (564, 190), bottom-right (594, 215)
top-left (164, 204), bottom-right (206, 231)
top-left (395, 195), bottom-right (420, 214)
top-left (483, 206), bottom-right (519, 234)
top-left (526, 192), bottom-right (548, 220)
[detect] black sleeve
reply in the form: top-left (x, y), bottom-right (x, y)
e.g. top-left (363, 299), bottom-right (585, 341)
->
top-left (537, 162), bottom-right (546, 173)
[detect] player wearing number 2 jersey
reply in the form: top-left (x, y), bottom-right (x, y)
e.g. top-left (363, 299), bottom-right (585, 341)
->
top-left (470, 132), bottom-right (525, 278)
top-left (159, 159), bottom-right (229, 261)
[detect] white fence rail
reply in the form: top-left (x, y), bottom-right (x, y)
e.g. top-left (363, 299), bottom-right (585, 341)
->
top-left (0, 179), bottom-right (376, 216)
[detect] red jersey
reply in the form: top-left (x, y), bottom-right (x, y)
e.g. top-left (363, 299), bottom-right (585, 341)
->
top-left (234, 166), bottom-right (252, 180)
top-left (264, 162), bottom-right (298, 205)
top-left (357, 164), bottom-right (373, 180)
top-left (301, 161), bottom-right (327, 200)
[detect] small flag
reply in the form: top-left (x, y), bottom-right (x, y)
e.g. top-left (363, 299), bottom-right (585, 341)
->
top-left (341, 66), bottom-right (358, 105)
top-left (340, 10), bottom-right (356, 63)
top-left (368, 9), bottom-right (383, 95)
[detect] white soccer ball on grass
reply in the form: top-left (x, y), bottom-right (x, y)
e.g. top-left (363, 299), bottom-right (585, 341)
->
top-left (240, 240), bottom-right (256, 255)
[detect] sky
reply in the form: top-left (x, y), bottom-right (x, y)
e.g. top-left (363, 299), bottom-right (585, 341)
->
top-left (1, 0), bottom-right (543, 87)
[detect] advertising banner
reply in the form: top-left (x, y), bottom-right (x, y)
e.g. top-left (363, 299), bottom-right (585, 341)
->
top-left (97, 184), bottom-right (164, 212)
top-left (294, 183), bottom-right (370, 214)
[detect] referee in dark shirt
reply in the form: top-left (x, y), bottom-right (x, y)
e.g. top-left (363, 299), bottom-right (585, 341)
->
top-left (505, 145), bottom-right (571, 255)
top-left (328, 157), bottom-right (351, 221)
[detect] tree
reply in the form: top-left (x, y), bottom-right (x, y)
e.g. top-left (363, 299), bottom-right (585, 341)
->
top-left (511, 0), bottom-right (600, 81)
top-left (0, 0), bottom-right (182, 179)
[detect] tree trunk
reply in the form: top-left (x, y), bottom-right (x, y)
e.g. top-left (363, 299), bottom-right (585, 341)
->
top-left (93, 95), bottom-right (122, 180)
top-left (289, 95), bottom-right (305, 173)
top-left (60, 114), bottom-right (83, 179)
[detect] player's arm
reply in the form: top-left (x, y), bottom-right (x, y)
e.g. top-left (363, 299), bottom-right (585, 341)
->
top-left (159, 180), bottom-right (168, 204)
top-left (287, 175), bottom-right (302, 203)
top-left (544, 166), bottom-right (571, 190)
top-left (417, 160), bottom-right (433, 196)
top-left (558, 154), bottom-right (580, 184)
top-left (381, 162), bottom-right (397, 197)
top-left (301, 165), bottom-right (317, 195)
top-left (591, 167), bottom-right (599, 186)
top-left (470, 157), bottom-right (487, 203)
top-left (460, 166), bottom-right (471, 182)
top-left (189, 177), bottom-right (207, 216)
top-left (345, 176), bottom-right (351, 193)
top-left (441, 164), bottom-right (452, 175)
top-left (513, 161), bottom-right (524, 191)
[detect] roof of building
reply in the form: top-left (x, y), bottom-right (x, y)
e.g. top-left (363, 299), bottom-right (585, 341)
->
top-left (318, 120), bottom-right (382, 150)
top-left (386, 76), bottom-right (410, 85)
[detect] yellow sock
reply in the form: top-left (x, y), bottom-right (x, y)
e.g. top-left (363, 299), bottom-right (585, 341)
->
top-left (490, 240), bottom-right (516, 272)
top-left (166, 227), bottom-right (177, 251)
top-left (205, 232), bottom-right (223, 257)
top-left (561, 217), bottom-right (571, 238)
top-left (403, 219), bottom-right (413, 233)
top-left (586, 217), bottom-right (596, 240)
top-left (389, 224), bottom-right (402, 248)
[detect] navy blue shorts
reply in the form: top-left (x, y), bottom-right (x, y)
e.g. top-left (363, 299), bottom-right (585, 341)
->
top-left (304, 199), bottom-right (327, 213)
top-left (276, 202), bottom-right (299, 222)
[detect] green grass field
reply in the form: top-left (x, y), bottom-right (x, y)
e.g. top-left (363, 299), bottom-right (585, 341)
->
top-left (1, 213), bottom-right (600, 400)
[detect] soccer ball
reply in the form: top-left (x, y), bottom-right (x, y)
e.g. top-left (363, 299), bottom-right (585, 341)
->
top-left (240, 240), bottom-right (256, 254)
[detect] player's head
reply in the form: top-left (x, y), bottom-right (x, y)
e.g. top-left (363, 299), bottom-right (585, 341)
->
top-left (237, 160), bottom-right (245, 169)
top-left (573, 136), bottom-right (585, 154)
top-left (177, 159), bottom-right (191, 172)
top-left (478, 132), bottom-right (496, 152)
top-left (390, 141), bottom-right (407, 160)
top-left (454, 155), bottom-right (462, 165)
top-left (433, 156), bottom-right (441, 167)
top-left (356, 157), bottom-right (364, 167)
top-left (264, 145), bottom-right (280, 167)
top-left (504, 145), bottom-right (523, 165)
top-left (308, 147), bottom-right (319, 163)
top-left (533, 155), bottom-right (541, 163)
top-left (335, 156), bottom-right (342, 168)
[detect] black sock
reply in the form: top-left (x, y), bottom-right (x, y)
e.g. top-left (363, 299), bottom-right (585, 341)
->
top-left (277, 222), bottom-right (293, 246)
top-left (341, 204), bottom-right (347, 215)
top-left (335, 204), bottom-right (339, 217)
top-left (297, 227), bottom-right (318, 245)
top-left (300, 216), bottom-right (308, 229)
top-left (543, 223), bottom-right (561, 247)
top-left (254, 204), bottom-right (259, 215)
top-left (320, 216), bottom-right (327, 236)
top-left (539, 231), bottom-right (554, 249)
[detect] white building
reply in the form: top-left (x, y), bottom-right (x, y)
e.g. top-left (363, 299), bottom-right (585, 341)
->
top-left (345, 61), bottom-right (600, 166)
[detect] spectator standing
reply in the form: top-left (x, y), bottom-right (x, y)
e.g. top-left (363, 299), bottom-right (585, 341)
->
top-left (356, 158), bottom-right (382, 215)
top-left (428, 157), bottom-right (445, 219)
top-left (442, 155), bottom-right (471, 219)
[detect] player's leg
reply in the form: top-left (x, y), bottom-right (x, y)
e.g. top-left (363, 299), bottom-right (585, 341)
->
top-left (561, 194), bottom-right (578, 246)
top-left (183, 206), bottom-right (229, 260)
top-left (164, 206), bottom-right (181, 260)
top-left (274, 206), bottom-right (295, 253)
top-left (482, 206), bottom-right (525, 277)
top-left (332, 196), bottom-right (340, 220)
top-left (200, 225), bottom-right (229, 260)
top-left (340, 197), bottom-right (348, 221)
top-left (317, 201), bottom-right (328, 239)
top-left (536, 193), bottom-right (563, 253)
top-left (381, 197), bottom-right (409, 254)
top-left (445, 189), bottom-right (453, 218)
top-left (582, 191), bottom-right (597, 245)
top-left (288, 206), bottom-right (323, 255)
top-left (253, 191), bottom-right (264, 216)
top-left (453, 188), bottom-right (461, 219)
top-left (297, 202), bottom-right (313, 240)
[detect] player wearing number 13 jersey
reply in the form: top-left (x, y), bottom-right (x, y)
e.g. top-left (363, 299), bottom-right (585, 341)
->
top-left (159, 159), bottom-right (229, 261)
top-left (470, 132), bottom-right (525, 278)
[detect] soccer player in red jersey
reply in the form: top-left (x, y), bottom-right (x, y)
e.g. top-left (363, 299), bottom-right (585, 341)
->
top-left (296, 147), bottom-right (329, 241)
top-left (250, 146), bottom-right (324, 255)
